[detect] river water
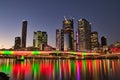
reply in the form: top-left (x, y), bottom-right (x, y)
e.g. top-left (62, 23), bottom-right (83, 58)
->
top-left (0, 59), bottom-right (120, 80)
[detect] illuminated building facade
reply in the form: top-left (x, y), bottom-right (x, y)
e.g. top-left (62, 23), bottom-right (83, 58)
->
top-left (61, 19), bottom-right (74, 51)
top-left (56, 29), bottom-right (61, 50)
top-left (91, 31), bottom-right (99, 50)
top-left (42, 32), bottom-right (47, 45)
top-left (21, 20), bottom-right (27, 48)
top-left (76, 32), bottom-right (79, 51)
top-left (73, 40), bottom-right (77, 51)
top-left (78, 19), bottom-right (91, 51)
top-left (61, 29), bottom-right (64, 51)
top-left (14, 37), bottom-right (21, 49)
top-left (33, 31), bottom-right (47, 50)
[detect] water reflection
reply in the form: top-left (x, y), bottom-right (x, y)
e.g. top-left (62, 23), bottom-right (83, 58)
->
top-left (0, 59), bottom-right (120, 80)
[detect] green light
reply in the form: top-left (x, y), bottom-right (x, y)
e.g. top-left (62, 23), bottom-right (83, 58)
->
top-left (54, 50), bottom-right (60, 54)
top-left (82, 52), bottom-right (86, 57)
top-left (1, 64), bottom-right (12, 74)
top-left (70, 51), bottom-right (75, 55)
top-left (82, 52), bottom-right (86, 56)
top-left (32, 63), bottom-right (39, 77)
top-left (32, 51), bottom-right (40, 55)
top-left (71, 61), bottom-right (75, 73)
top-left (3, 51), bottom-right (13, 55)
top-left (21, 56), bottom-right (24, 60)
top-left (82, 60), bottom-right (86, 71)
top-left (54, 62), bottom-right (59, 73)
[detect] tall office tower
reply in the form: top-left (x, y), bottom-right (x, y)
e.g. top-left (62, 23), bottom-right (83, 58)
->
top-left (21, 20), bottom-right (27, 48)
top-left (62, 18), bottom-right (74, 51)
top-left (91, 31), bottom-right (99, 50)
top-left (33, 31), bottom-right (48, 50)
top-left (101, 36), bottom-right (107, 47)
top-left (42, 32), bottom-right (47, 45)
top-left (73, 40), bottom-right (77, 51)
top-left (33, 32), bottom-right (37, 47)
top-left (76, 32), bottom-right (79, 51)
top-left (78, 19), bottom-right (91, 51)
top-left (14, 37), bottom-right (21, 49)
top-left (61, 29), bottom-right (64, 51)
top-left (56, 29), bottom-right (61, 50)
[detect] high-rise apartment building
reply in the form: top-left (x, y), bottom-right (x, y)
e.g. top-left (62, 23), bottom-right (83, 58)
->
top-left (14, 37), bottom-right (21, 49)
top-left (91, 31), bottom-right (99, 50)
top-left (21, 20), bottom-right (27, 48)
top-left (78, 19), bottom-right (91, 51)
top-left (33, 31), bottom-right (47, 50)
top-left (61, 19), bottom-right (74, 51)
top-left (56, 29), bottom-right (61, 50)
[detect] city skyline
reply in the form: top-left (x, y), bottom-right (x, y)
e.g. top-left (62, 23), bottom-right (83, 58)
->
top-left (0, 0), bottom-right (120, 49)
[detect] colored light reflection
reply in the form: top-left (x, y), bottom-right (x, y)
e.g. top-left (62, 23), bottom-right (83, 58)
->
top-left (32, 63), bottom-right (39, 79)
top-left (76, 61), bottom-right (81, 80)
top-left (40, 63), bottom-right (53, 78)
top-left (54, 62), bottom-right (59, 73)
top-left (0, 59), bottom-right (119, 80)
top-left (0, 64), bottom-right (12, 74)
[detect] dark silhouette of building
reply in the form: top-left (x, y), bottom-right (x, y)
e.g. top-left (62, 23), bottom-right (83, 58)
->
top-left (14, 37), bottom-right (21, 49)
top-left (21, 20), bottom-right (27, 48)
top-left (78, 19), bottom-right (91, 51)
top-left (101, 36), bottom-right (107, 47)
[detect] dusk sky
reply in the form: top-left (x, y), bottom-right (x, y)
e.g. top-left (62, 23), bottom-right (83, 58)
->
top-left (0, 0), bottom-right (120, 49)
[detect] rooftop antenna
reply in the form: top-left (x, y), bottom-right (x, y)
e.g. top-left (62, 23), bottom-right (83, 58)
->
top-left (64, 16), bottom-right (68, 22)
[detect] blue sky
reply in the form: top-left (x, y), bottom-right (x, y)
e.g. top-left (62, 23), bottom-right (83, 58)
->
top-left (0, 0), bottom-right (120, 49)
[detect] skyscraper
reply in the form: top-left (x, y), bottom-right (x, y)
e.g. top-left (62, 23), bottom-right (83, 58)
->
top-left (33, 31), bottom-right (48, 50)
top-left (21, 20), bottom-right (27, 48)
top-left (78, 19), bottom-right (91, 51)
top-left (61, 29), bottom-right (64, 51)
top-left (56, 29), bottom-right (61, 50)
top-left (61, 18), bottom-right (74, 51)
top-left (14, 37), bottom-right (21, 49)
top-left (76, 32), bottom-right (79, 51)
top-left (42, 31), bottom-right (47, 45)
top-left (101, 36), bottom-right (107, 47)
top-left (91, 31), bottom-right (99, 50)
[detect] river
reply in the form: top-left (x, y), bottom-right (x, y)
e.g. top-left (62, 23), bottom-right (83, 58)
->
top-left (0, 59), bottom-right (120, 80)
